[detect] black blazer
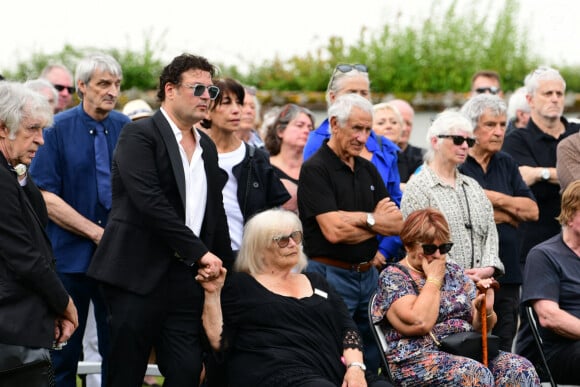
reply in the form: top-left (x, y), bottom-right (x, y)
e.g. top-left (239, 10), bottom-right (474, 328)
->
top-left (88, 111), bottom-right (233, 295)
top-left (0, 155), bottom-right (70, 348)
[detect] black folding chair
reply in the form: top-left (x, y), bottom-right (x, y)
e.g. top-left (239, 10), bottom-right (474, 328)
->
top-left (525, 305), bottom-right (557, 387)
top-left (368, 291), bottom-right (395, 384)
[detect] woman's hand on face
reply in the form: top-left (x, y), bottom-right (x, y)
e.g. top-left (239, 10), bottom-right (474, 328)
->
top-left (341, 366), bottom-right (367, 387)
top-left (421, 254), bottom-right (446, 280)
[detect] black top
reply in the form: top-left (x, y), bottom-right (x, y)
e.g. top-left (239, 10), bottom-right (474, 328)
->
top-left (218, 272), bottom-right (360, 387)
top-left (501, 116), bottom-right (579, 263)
top-left (231, 144), bottom-right (290, 221)
top-left (298, 141), bottom-right (388, 263)
top-left (272, 164), bottom-right (299, 185)
top-left (397, 144), bottom-right (425, 183)
top-left (0, 153), bottom-right (69, 348)
top-left (459, 151), bottom-right (536, 284)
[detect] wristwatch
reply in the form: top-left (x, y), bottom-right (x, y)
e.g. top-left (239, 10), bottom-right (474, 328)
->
top-left (540, 168), bottom-right (550, 181)
top-left (347, 361), bottom-right (367, 371)
top-left (366, 212), bottom-right (375, 229)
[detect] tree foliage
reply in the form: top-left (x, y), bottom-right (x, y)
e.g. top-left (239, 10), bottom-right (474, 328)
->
top-left (3, 0), bottom-right (580, 93)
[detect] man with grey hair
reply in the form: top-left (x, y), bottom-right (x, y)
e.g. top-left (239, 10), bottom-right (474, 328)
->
top-left (502, 66), bottom-right (579, 273)
top-left (389, 98), bottom-right (426, 184)
top-left (24, 78), bottom-right (59, 113)
top-left (40, 64), bottom-right (75, 113)
top-left (459, 93), bottom-right (538, 352)
top-left (298, 93), bottom-right (403, 375)
top-left (0, 81), bottom-right (78, 386)
top-left (30, 53), bottom-right (130, 387)
top-left (505, 86), bottom-right (530, 136)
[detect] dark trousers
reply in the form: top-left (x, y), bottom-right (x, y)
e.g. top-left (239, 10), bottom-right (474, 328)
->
top-left (491, 284), bottom-right (520, 352)
top-left (101, 261), bottom-right (204, 387)
top-left (51, 273), bottom-right (109, 387)
top-left (548, 340), bottom-right (580, 384)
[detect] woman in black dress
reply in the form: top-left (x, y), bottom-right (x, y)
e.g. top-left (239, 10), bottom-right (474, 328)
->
top-left (197, 208), bottom-right (391, 387)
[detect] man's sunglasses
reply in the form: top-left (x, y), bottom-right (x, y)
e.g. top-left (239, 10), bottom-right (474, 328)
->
top-left (421, 242), bottom-right (454, 256)
top-left (475, 86), bottom-right (500, 95)
top-left (437, 135), bottom-right (476, 147)
top-left (272, 231), bottom-right (303, 248)
top-left (53, 84), bottom-right (75, 94)
top-left (335, 63), bottom-right (368, 73)
top-left (182, 83), bottom-right (220, 100)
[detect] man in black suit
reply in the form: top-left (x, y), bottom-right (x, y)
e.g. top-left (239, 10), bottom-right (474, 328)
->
top-left (87, 54), bottom-right (233, 387)
top-left (0, 81), bottom-right (77, 385)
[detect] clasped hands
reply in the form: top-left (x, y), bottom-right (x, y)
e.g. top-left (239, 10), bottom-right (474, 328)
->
top-left (195, 252), bottom-right (226, 292)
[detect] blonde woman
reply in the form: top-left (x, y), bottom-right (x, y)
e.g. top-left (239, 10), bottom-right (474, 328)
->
top-left (373, 102), bottom-right (404, 145)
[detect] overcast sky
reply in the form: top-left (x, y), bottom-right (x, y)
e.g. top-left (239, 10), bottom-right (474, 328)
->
top-left (1, 0), bottom-right (577, 74)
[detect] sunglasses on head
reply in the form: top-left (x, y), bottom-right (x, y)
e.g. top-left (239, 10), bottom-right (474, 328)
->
top-left (272, 231), bottom-right (303, 248)
top-left (182, 83), bottom-right (220, 100)
top-left (437, 134), bottom-right (476, 147)
top-left (421, 242), bottom-right (454, 256)
top-left (335, 63), bottom-right (368, 73)
top-left (475, 86), bottom-right (500, 95)
top-left (53, 84), bottom-right (75, 94)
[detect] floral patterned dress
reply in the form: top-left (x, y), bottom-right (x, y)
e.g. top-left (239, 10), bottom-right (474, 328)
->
top-left (371, 262), bottom-right (540, 386)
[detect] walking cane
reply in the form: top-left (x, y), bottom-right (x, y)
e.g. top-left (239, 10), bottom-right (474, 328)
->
top-left (476, 279), bottom-right (499, 366)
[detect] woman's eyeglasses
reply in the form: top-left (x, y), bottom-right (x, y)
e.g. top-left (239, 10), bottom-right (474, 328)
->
top-left (437, 135), bottom-right (476, 147)
top-left (182, 83), bottom-right (220, 100)
top-left (421, 242), bottom-right (454, 256)
top-left (53, 84), bottom-right (75, 94)
top-left (327, 64), bottom-right (369, 89)
top-left (273, 231), bottom-right (303, 248)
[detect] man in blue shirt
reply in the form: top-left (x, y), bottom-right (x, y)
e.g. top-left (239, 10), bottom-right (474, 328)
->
top-left (30, 53), bottom-right (130, 387)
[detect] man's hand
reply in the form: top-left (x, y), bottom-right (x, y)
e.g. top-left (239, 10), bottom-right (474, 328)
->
top-left (198, 252), bottom-right (223, 279)
top-left (371, 197), bottom-right (404, 236)
top-left (465, 266), bottom-right (495, 282)
top-left (370, 251), bottom-right (386, 269)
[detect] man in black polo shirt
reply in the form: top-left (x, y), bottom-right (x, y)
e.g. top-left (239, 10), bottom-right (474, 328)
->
top-left (298, 93), bottom-right (403, 374)
top-left (459, 93), bottom-right (538, 352)
top-left (502, 66), bottom-right (580, 272)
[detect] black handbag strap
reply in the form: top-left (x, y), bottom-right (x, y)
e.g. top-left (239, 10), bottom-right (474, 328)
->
top-left (389, 262), bottom-right (420, 294)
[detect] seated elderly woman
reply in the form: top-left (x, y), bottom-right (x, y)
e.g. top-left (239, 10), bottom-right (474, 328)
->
top-left (197, 208), bottom-right (391, 387)
top-left (371, 207), bottom-right (540, 386)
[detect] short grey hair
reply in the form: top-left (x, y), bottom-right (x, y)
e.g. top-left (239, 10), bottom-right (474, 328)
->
top-left (75, 53), bottom-right (123, 100)
top-left (506, 86), bottom-right (530, 122)
top-left (460, 93), bottom-right (507, 130)
top-left (24, 78), bottom-right (58, 108)
top-left (0, 81), bottom-right (53, 139)
top-left (424, 109), bottom-right (473, 163)
top-left (524, 66), bottom-right (565, 96)
top-left (235, 209), bottom-right (308, 275)
top-left (328, 93), bottom-right (373, 128)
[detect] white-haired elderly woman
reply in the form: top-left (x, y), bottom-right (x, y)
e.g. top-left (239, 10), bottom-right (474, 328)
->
top-left (400, 110), bottom-right (504, 282)
top-left (197, 208), bottom-right (392, 387)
